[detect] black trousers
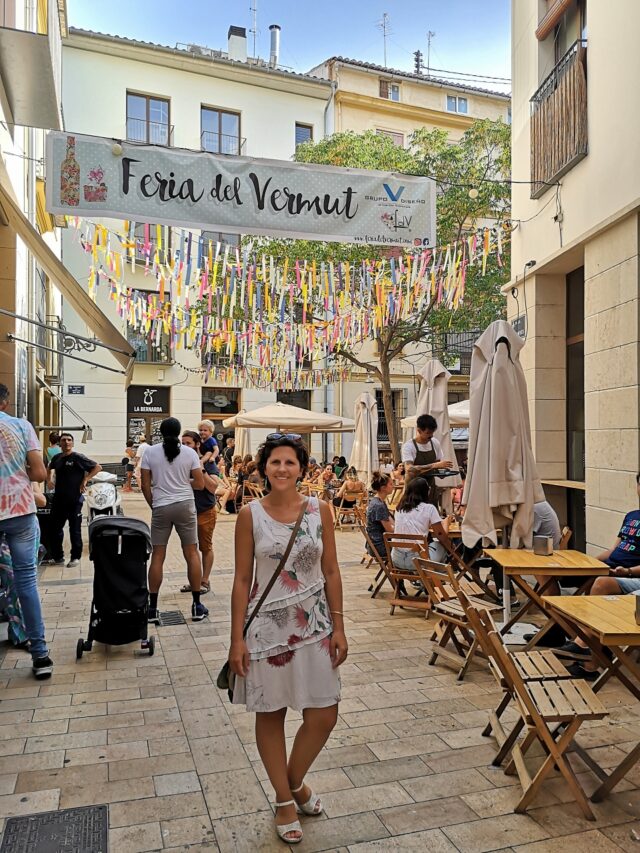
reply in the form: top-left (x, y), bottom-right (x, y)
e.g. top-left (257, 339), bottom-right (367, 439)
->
top-left (49, 499), bottom-right (83, 561)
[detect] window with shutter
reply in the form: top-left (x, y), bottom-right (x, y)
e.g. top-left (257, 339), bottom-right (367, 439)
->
top-left (295, 123), bottom-right (313, 146)
top-left (379, 79), bottom-right (389, 98)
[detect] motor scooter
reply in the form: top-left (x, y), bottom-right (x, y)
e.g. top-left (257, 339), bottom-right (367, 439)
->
top-left (85, 471), bottom-right (123, 520)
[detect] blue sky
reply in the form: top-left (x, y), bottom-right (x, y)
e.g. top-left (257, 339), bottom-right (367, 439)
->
top-left (66, 0), bottom-right (511, 91)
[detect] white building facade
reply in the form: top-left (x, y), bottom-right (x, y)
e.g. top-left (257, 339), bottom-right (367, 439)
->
top-left (60, 26), bottom-right (339, 460)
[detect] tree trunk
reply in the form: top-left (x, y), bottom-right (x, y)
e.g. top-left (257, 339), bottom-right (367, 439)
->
top-left (380, 358), bottom-right (401, 464)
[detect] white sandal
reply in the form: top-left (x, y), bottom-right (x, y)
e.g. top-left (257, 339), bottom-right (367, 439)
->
top-left (291, 782), bottom-right (324, 816)
top-left (274, 800), bottom-right (303, 844)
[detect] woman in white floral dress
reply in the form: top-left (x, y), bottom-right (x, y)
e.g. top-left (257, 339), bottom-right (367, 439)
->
top-left (229, 435), bottom-right (348, 844)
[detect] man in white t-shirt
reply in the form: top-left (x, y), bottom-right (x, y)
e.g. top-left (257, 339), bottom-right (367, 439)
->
top-left (140, 419), bottom-right (205, 623)
top-left (401, 414), bottom-right (453, 482)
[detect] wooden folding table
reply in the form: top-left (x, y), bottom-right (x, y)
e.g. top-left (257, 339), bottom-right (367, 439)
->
top-left (543, 594), bottom-right (640, 800)
top-left (483, 549), bottom-right (610, 647)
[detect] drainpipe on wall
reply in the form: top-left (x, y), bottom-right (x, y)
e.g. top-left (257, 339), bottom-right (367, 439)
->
top-left (323, 79), bottom-right (337, 137)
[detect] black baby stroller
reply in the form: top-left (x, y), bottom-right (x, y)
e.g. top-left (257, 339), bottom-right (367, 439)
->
top-left (76, 516), bottom-right (155, 659)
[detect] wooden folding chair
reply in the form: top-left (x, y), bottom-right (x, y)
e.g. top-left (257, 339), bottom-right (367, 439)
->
top-left (386, 485), bottom-right (404, 513)
top-left (381, 533), bottom-right (431, 615)
top-left (334, 491), bottom-right (366, 531)
top-left (457, 595), bottom-right (571, 766)
top-left (354, 508), bottom-right (391, 598)
top-left (431, 528), bottom-right (500, 601)
top-left (414, 558), bottom-right (501, 679)
top-left (485, 624), bottom-right (608, 820)
top-left (243, 481), bottom-right (265, 504)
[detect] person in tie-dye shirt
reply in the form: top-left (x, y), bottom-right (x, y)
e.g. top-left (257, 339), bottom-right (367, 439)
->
top-left (0, 384), bottom-right (53, 679)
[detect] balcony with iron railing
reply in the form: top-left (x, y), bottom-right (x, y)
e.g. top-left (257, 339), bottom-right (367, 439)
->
top-left (201, 131), bottom-right (246, 156)
top-left (530, 39), bottom-right (588, 198)
top-left (432, 330), bottom-right (480, 375)
top-left (126, 118), bottom-right (174, 147)
top-left (127, 329), bottom-right (173, 364)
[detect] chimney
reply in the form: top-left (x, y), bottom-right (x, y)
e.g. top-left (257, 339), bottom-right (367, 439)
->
top-left (228, 26), bottom-right (247, 62)
top-left (269, 24), bottom-right (281, 68)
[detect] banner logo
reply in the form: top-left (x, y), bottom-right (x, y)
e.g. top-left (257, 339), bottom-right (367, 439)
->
top-left (383, 183), bottom-right (405, 202)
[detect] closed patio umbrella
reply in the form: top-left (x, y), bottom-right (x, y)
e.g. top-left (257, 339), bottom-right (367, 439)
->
top-left (349, 392), bottom-right (378, 487)
top-left (234, 426), bottom-right (251, 458)
top-left (461, 320), bottom-right (544, 550)
top-left (414, 359), bottom-right (462, 493)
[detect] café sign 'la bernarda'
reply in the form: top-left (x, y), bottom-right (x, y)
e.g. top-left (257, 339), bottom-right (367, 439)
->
top-left (45, 132), bottom-right (435, 247)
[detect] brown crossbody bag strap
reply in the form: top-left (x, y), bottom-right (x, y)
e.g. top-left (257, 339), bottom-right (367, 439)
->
top-left (242, 498), bottom-right (308, 638)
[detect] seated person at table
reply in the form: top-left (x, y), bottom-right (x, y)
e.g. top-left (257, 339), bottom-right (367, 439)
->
top-left (391, 462), bottom-right (405, 488)
top-left (306, 457), bottom-right (320, 481)
top-left (366, 472), bottom-right (394, 559)
top-left (530, 499), bottom-right (563, 591)
top-left (334, 456), bottom-right (348, 479)
top-left (316, 463), bottom-right (336, 496)
top-left (555, 473), bottom-right (640, 677)
top-left (391, 477), bottom-right (452, 570)
top-left (331, 468), bottom-right (366, 519)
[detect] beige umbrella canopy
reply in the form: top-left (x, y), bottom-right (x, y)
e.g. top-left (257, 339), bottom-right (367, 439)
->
top-left (461, 320), bottom-right (544, 549)
top-left (349, 392), bottom-right (379, 487)
top-left (222, 402), bottom-right (354, 433)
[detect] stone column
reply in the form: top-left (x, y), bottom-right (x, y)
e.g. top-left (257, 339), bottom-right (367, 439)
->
top-left (0, 223), bottom-right (17, 412)
top-left (584, 213), bottom-right (640, 552)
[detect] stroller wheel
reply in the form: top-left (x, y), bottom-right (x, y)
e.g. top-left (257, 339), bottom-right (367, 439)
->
top-left (147, 636), bottom-right (155, 656)
top-left (76, 638), bottom-right (84, 660)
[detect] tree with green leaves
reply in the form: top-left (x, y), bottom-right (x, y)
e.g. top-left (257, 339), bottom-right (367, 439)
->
top-left (252, 120), bottom-right (510, 461)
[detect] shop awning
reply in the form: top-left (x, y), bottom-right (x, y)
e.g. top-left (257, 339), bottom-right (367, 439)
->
top-left (0, 158), bottom-right (135, 385)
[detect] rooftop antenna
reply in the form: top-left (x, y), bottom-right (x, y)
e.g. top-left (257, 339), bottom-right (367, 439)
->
top-left (377, 12), bottom-right (390, 67)
top-left (249, 0), bottom-right (258, 57)
top-left (427, 30), bottom-right (436, 76)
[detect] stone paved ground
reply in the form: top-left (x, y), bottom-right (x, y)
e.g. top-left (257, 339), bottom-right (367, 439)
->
top-left (0, 493), bottom-right (638, 852)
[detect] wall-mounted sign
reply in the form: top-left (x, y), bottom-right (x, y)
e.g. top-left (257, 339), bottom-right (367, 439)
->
top-left (127, 386), bottom-right (170, 414)
top-left (67, 385), bottom-right (85, 395)
top-left (512, 315), bottom-right (527, 339)
top-left (45, 131), bottom-right (436, 247)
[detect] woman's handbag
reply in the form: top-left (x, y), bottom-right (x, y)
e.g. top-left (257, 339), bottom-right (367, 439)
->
top-left (217, 499), bottom-right (308, 699)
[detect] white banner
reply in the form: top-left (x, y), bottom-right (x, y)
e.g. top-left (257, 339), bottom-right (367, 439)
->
top-left (46, 132), bottom-right (435, 247)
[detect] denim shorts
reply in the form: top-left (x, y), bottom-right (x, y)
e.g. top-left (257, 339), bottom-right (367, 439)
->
top-left (616, 576), bottom-right (640, 594)
top-left (151, 500), bottom-right (197, 547)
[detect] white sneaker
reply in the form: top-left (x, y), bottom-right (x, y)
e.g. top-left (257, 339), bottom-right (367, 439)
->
top-left (67, 559), bottom-right (80, 568)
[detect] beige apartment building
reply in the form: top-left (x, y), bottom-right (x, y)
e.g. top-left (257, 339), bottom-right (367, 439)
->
top-left (308, 56), bottom-right (511, 412)
top-left (508, 0), bottom-right (640, 551)
top-left (309, 56), bottom-right (510, 146)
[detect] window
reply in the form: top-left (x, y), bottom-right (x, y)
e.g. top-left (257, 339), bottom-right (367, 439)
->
top-left (133, 223), bottom-right (170, 263)
top-left (201, 106), bottom-right (241, 155)
top-left (127, 328), bottom-right (173, 364)
top-left (126, 93), bottom-right (170, 145)
top-left (376, 129), bottom-right (404, 147)
top-left (200, 231), bottom-right (240, 251)
top-left (379, 80), bottom-right (400, 101)
top-left (295, 123), bottom-right (313, 147)
top-left (375, 389), bottom-right (406, 444)
top-left (202, 387), bottom-right (240, 418)
top-left (446, 95), bottom-right (468, 114)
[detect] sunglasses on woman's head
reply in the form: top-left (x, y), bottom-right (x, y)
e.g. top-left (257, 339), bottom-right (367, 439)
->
top-left (266, 432), bottom-right (302, 442)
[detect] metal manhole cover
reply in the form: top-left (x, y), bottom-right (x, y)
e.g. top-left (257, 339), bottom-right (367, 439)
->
top-left (1, 804), bottom-right (108, 853)
top-left (159, 610), bottom-right (186, 626)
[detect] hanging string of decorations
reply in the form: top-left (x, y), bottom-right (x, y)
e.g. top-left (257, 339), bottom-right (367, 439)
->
top-left (68, 216), bottom-right (509, 386)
